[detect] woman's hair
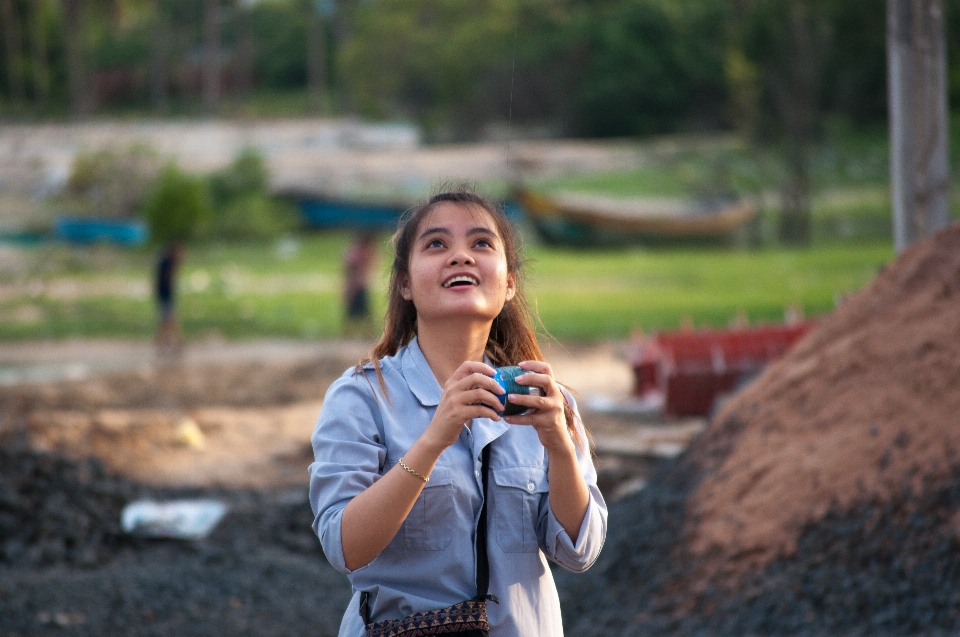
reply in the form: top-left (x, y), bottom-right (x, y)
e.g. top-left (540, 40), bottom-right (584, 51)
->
top-left (362, 186), bottom-right (583, 443)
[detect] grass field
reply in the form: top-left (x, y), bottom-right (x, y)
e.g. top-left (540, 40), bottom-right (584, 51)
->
top-left (0, 233), bottom-right (893, 342)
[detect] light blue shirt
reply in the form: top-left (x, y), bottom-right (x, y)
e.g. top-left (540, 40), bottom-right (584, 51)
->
top-left (309, 337), bottom-right (607, 637)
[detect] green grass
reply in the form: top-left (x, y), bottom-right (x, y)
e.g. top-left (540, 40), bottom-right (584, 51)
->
top-left (0, 234), bottom-right (893, 342)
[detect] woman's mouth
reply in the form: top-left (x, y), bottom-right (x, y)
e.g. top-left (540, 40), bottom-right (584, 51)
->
top-left (442, 275), bottom-right (479, 288)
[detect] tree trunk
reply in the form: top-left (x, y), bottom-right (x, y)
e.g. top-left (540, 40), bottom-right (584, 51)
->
top-left (150, 0), bottom-right (168, 113)
top-left (887, 0), bottom-right (951, 253)
top-left (30, 0), bottom-right (50, 105)
top-left (61, 0), bottom-right (93, 117)
top-left (235, 0), bottom-right (254, 101)
top-left (307, 8), bottom-right (327, 113)
top-left (1, 0), bottom-right (26, 106)
top-left (203, 0), bottom-right (220, 114)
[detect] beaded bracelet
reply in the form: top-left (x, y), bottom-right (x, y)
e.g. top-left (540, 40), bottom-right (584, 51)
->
top-left (397, 457), bottom-right (429, 483)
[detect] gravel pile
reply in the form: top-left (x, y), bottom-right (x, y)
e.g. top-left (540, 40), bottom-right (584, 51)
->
top-left (0, 448), bottom-right (351, 637)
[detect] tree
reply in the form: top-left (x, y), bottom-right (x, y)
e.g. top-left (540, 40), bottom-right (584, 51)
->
top-left (61, 0), bottom-right (94, 116)
top-left (888, 0), bottom-right (951, 252)
top-left (1, 0), bottom-right (26, 107)
top-left (29, 0), bottom-right (51, 106)
top-left (307, 0), bottom-right (333, 113)
top-left (149, 0), bottom-right (168, 112)
top-left (202, 0), bottom-right (220, 113)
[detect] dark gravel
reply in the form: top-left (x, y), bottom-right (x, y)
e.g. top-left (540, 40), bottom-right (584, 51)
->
top-left (0, 448), bottom-right (351, 637)
top-left (10, 428), bottom-right (960, 636)
top-left (555, 450), bottom-right (960, 636)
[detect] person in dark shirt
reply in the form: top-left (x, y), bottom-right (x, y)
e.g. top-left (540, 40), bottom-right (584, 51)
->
top-left (155, 241), bottom-right (184, 356)
top-left (342, 231), bottom-right (379, 336)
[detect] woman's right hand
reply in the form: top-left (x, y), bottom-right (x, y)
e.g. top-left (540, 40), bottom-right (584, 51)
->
top-left (422, 361), bottom-right (504, 452)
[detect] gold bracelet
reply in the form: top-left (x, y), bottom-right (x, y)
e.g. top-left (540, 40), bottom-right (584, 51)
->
top-left (397, 457), bottom-right (429, 483)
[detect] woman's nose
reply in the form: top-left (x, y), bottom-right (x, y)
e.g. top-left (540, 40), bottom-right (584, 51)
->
top-left (448, 249), bottom-right (474, 265)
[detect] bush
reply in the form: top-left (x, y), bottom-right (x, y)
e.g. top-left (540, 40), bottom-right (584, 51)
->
top-left (207, 149), bottom-right (299, 241)
top-left (208, 148), bottom-right (270, 209)
top-left (143, 164), bottom-right (214, 244)
top-left (213, 193), bottom-right (299, 241)
top-left (64, 143), bottom-right (161, 219)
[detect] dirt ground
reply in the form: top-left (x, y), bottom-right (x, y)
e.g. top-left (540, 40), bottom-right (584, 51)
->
top-left (0, 337), bottom-right (699, 636)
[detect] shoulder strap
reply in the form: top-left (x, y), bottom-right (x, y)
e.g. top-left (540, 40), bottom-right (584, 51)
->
top-left (360, 443), bottom-right (495, 626)
top-left (475, 443), bottom-right (492, 599)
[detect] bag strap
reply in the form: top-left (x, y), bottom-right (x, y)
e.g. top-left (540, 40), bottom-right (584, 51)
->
top-left (360, 443), bottom-right (496, 625)
top-left (475, 443), bottom-right (492, 599)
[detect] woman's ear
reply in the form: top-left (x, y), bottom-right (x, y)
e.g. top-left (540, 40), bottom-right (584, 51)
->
top-left (505, 273), bottom-right (516, 303)
top-left (399, 274), bottom-right (412, 300)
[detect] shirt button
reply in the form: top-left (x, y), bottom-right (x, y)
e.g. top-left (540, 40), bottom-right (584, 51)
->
top-left (476, 471), bottom-right (482, 480)
top-left (527, 482), bottom-right (536, 492)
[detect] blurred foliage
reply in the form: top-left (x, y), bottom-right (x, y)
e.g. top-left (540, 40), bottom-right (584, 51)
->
top-left (63, 143), bottom-right (162, 219)
top-left (208, 148), bottom-right (270, 208)
top-left (143, 164), bottom-right (214, 244)
top-left (207, 148), bottom-right (299, 241)
top-left (5, 0), bottom-right (959, 139)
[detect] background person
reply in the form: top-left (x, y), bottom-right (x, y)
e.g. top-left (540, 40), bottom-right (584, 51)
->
top-left (342, 231), bottom-right (380, 336)
top-left (154, 241), bottom-right (184, 356)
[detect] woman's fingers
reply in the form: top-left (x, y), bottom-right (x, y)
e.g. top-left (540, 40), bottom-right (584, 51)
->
top-left (451, 361), bottom-right (497, 382)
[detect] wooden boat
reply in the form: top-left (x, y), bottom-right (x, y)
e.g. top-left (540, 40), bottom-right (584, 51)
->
top-left (513, 187), bottom-right (757, 247)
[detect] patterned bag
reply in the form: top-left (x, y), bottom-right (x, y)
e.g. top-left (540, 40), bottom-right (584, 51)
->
top-left (361, 446), bottom-right (494, 637)
top-left (361, 597), bottom-right (488, 637)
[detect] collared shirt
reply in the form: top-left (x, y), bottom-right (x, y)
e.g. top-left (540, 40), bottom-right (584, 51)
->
top-left (309, 337), bottom-right (607, 637)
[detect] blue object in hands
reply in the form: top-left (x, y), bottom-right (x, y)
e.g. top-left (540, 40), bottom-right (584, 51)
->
top-left (493, 366), bottom-right (539, 416)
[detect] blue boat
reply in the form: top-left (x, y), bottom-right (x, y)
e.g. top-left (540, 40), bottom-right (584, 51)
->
top-left (292, 196), bottom-right (524, 230)
top-left (294, 198), bottom-right (409, 230)
top-left (54, 217), bottom-right (149, 246)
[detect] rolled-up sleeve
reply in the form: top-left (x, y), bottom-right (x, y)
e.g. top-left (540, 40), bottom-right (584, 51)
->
top-left (540, 392), bottom-right (607, 573)
top-left (309, 371), bottom-right (385, 575)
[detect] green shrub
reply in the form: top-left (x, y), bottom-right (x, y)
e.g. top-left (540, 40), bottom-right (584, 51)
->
top-left (207, 148), bottom-right (299, 241)
top-left (213, 193), bottom-right (299, 241)
top-left (65, 143), bottom-right (161, 219)
top-left (144, 164), bottom-right (214, 244)
top-left (208, 148), bottom-right (271, 209)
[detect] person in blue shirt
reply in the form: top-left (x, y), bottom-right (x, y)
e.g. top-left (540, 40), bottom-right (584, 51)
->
top-left (309, 189), bottom-right (607, 636)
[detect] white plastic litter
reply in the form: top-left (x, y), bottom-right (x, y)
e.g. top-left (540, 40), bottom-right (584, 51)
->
top-left (121, 499), bottom-right (229, 540)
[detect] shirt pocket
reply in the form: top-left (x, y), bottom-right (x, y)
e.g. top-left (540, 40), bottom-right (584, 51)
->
top-left (493, 466), bottom-right (549, 554)
top-left (402, 464), bottom-right (455, 551)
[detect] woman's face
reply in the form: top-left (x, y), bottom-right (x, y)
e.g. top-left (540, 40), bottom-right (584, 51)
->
top-left (400, 202), bottom-right (516, 326)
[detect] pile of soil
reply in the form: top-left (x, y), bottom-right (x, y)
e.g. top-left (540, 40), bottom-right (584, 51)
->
top-left (558, 223), bottom-right (960, 635)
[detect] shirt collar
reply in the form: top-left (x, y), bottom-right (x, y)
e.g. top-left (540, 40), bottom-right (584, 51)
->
top-left (401, 336), bottom-right (511, 447)
top-left (401, 336), bottom-right (443, 407)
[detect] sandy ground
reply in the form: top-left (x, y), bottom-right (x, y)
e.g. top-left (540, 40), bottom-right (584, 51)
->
top-left (0, 337), bottom-right (703, 500)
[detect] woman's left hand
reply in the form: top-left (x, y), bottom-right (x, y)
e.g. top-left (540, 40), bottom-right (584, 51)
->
top-left (503, 361), bottom-right (574, 454)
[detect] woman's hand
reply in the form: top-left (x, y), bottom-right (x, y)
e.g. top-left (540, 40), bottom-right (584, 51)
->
top-left (503, 361), bottom-right (574, 454)
top-left (421, 361), bottom-right (505, 452)
top-left (506, 360), bottom-right (589, 541)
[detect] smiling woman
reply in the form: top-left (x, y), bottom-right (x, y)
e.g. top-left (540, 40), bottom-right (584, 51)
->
top-left (308, 188), bottom-right (607, 637)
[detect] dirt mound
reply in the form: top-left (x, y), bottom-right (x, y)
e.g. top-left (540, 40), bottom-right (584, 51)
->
top-left (0, 357), bottom-right (351, 489)
top-left (557, 222), bottom-right (960, 635)
top-left (687, 221), bottom-right (960, 579)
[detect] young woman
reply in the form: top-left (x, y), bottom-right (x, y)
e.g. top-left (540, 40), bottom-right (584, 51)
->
top-left (309, 189), bottom-right (607, 636)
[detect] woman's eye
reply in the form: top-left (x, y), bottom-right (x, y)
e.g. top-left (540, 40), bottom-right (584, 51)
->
top-left (427, 239), bottom-right (444, 248)
top-left (475, 239), bottom-right (492, 248)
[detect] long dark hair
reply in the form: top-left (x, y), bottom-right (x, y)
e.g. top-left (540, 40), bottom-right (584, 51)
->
top-left (363, 187), bottom-right (582, 443)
